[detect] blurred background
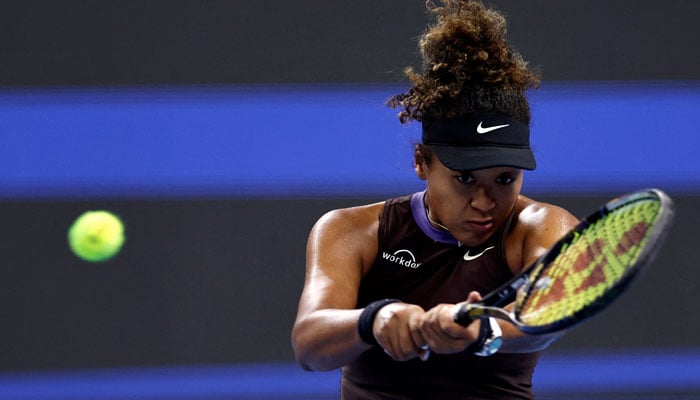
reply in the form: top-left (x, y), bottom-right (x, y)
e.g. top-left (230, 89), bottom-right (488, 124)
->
top-left (1, 1), bottom-right (699, 399)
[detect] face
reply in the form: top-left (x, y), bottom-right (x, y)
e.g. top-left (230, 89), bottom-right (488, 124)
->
top-left (415, 152), bottom-right (523, 247)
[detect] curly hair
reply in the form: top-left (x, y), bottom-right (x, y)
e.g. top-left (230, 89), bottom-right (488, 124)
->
top-left (387, 0), bottom-right (540, 125)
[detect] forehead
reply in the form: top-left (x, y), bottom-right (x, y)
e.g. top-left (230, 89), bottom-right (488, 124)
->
top-left (458, 166), bottom-right (523, 176)
top-left (431, 155), bottom-right (521, 175)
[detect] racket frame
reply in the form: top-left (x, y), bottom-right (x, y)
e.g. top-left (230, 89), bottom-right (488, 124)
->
top-left (453, 188), bottom-right (675, 335)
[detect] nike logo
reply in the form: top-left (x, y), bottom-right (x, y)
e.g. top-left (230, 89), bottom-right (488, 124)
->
top-left (463, 246), bottom-right (495, 261)
top-left (476, 122), bottom-right (509, 134)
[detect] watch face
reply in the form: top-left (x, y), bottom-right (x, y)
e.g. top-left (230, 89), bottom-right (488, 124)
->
top-left (484, 336), bottom-right (504, 356)
top-left (474, 318), bottom-right (504, 357)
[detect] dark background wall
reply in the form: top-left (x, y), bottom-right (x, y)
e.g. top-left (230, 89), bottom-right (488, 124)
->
top-left (1, 0), bottom-right (699, 372)
top-left (2, 195), bottom-right (699, 372)
top-left (2, 0), bottom-right (700, 85)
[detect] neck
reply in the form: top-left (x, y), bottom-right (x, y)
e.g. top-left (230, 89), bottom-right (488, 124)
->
top-left (426, 209), bottom-right (449, 232)
top-left (423, 192), bottom-right (449, 232)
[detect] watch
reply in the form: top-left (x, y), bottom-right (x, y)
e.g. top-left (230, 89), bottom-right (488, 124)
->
top-left (473, 317), bottom-right (503, 357)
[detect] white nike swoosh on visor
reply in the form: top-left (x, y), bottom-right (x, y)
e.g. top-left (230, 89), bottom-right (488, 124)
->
top-left (463, 246), bottom-right (495, 261)
top-left (476, 122), bottom-right (510, 134)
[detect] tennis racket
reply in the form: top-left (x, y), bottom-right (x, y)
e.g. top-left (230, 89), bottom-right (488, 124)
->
top-left (453, 188), bottom-right (674, 334)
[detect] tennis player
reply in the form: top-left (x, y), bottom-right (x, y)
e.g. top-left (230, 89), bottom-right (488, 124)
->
top-left (292, 1), bottom-right (579, 398)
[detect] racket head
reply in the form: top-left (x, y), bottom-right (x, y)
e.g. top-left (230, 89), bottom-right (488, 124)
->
top-left (511, 188), bottom-right (674, 334)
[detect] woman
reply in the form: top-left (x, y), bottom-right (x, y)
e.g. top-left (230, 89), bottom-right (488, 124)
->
top-left (292, 1), bottom-right (579, 398)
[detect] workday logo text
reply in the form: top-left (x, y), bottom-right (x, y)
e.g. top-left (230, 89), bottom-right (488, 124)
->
top-left (382, 249), bottom-right (422, 269)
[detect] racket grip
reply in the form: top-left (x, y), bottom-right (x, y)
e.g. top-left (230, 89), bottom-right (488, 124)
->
top-left (453, 303), bottom-right (481, 326)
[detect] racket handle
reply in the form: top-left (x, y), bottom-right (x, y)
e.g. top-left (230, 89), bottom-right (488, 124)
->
top-left (453, 303), bottom-right (484, 326)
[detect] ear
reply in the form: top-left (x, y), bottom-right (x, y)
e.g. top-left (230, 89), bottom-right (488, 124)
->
top-left (414, 147), bottom-right (428, 181)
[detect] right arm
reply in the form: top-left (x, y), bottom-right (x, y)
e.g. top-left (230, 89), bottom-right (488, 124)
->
top-left (291, 205), bottom-right (380, 371)
top-left (291, 204), bottom-right (429, 371)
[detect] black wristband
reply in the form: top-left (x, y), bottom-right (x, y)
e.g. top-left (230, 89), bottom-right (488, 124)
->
top-left (357, 299), bottom-right (401, 346)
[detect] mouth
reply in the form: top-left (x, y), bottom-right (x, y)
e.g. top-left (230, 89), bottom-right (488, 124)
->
top-left (466, 219), bottom-right (494, 233)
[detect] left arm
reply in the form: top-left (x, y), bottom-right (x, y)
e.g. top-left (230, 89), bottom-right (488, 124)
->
top-left (417, 200), bottom-right (579, 355)
top-left (498, 200), bottom-right (579, 352)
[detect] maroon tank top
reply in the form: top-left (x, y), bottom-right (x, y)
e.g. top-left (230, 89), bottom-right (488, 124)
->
top-left (341, 191), bottom-right (541, 400)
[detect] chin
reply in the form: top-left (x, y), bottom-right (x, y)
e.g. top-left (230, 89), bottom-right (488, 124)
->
top-left (456, 235), bottom-right (489, 248)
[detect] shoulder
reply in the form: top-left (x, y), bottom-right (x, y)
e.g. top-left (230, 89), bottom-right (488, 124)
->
top-left (313, 201), bottom-right (385, 235)
top-left (309, 201), bottom-right (385, 273)
top-left (515, 196), bottom-right (578, 231)
top-left (506, 195), bottom-right (579, 271)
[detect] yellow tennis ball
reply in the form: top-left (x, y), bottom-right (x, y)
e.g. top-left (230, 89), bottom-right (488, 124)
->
top-left (68, 210), bottom-right (125, 262)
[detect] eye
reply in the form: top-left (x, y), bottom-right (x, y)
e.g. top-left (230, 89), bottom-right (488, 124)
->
top-left (495, 173), bottom-right (516, 185)
top-left (457, 173), bottom-right (475, 184)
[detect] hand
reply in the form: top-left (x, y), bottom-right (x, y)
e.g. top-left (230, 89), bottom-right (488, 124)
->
top-left (418, 291), bottom-right (483, 354)
top-left (372, 302), bottom-right (430, 362)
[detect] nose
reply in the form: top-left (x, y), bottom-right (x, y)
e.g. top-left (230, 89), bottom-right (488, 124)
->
top-left (469, 185), bottom-right (495, 212)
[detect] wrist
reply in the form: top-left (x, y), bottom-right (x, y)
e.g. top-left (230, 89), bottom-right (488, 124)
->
top-left (470, 317), bottom-right (503, 357)
top-left (357, 299), bottom-right (401, 346)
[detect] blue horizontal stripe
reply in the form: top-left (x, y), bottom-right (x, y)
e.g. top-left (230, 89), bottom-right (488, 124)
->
top-left (1, 350), bottom-right (699, 399)
top-left (535, 349), bottom-right (700, 392)
top-left (1, 82), bottom-right (698, 198)
top-left (0, 363), bottom-right (340, 399)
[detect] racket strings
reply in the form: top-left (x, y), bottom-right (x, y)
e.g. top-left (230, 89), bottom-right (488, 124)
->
top-left (515, 199), bottom-right (661, 327)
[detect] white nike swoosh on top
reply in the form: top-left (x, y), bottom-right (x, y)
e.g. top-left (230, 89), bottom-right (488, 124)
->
top-left (463, 246), bottom-right (495, 261)
top-left (476, 122), bottom-right (510, 134)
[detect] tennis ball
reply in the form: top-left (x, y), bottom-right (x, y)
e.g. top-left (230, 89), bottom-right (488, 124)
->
top-left (68, 210), bottom-right (125, 262)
